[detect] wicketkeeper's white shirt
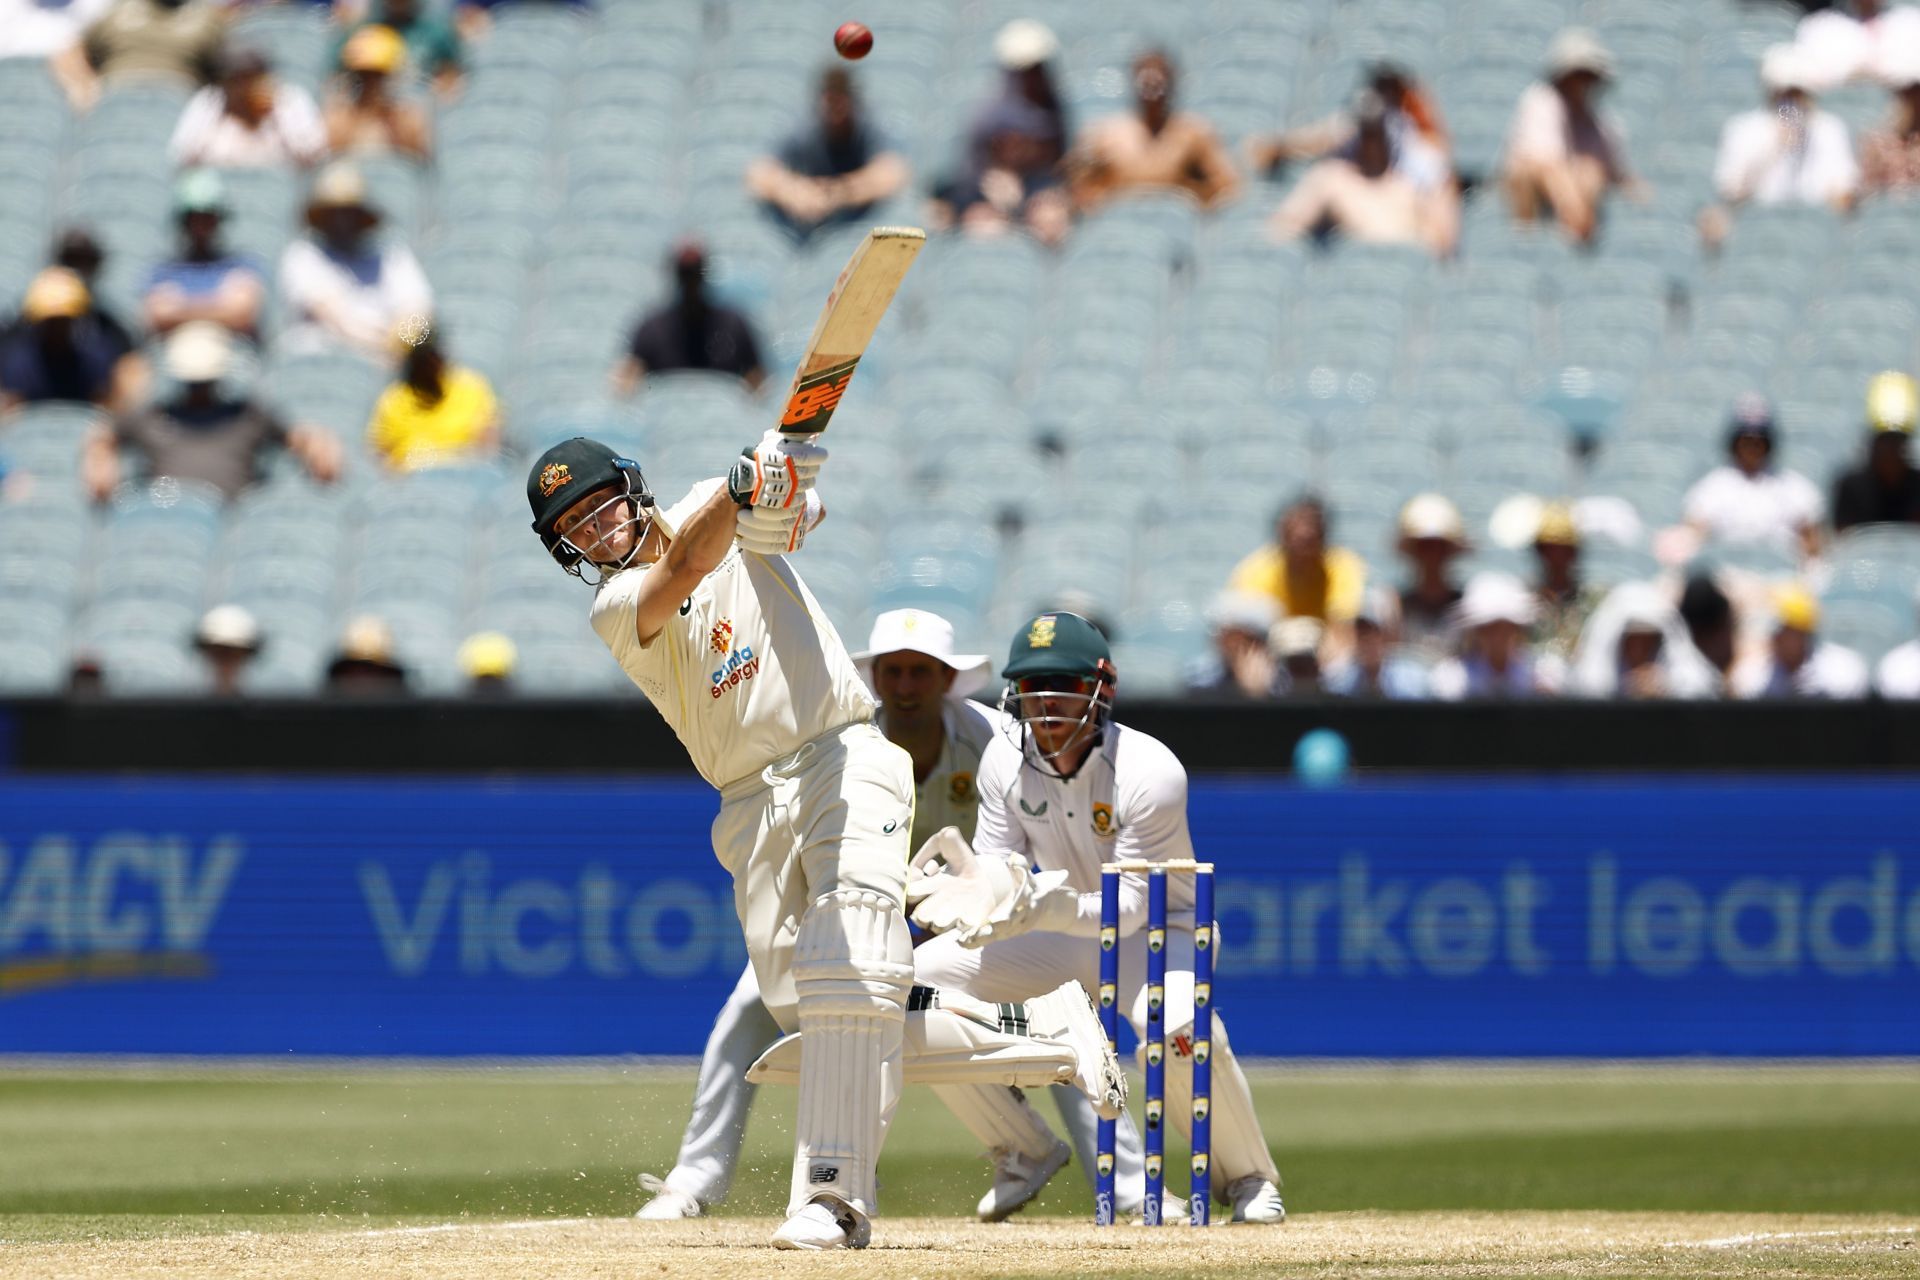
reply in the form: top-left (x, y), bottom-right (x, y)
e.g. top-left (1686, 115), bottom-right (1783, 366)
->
top-left (590, 480), bottom-right (876, 789)
top-left (972, 721), bottom-right (1197, 937)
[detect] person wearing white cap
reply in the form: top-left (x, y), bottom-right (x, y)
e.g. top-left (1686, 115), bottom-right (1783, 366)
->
top-left (1858, 33), bottom-right (1920, 194)
top-left (193, 603), bottom-right (263, 697)
top-left (81, 321), bottom-right (341, 503)
top-left (1567, 582), bottom-right (1719, 700)
top-left (972, 19), bottom-right (1067, 173)
top-left (1500, 27), bottom-right (1638, 243)
top-left (1190, 591), bottom-right (1278, 698)
top-left (638, 608), bottom-right (1138, 1227)
top-left (1391, 493), bottom-right (1468, 666)
top-left (1700, 43), bottom-right (1857, 249)
top-left (1429, 572), bottom-right (1564, 700)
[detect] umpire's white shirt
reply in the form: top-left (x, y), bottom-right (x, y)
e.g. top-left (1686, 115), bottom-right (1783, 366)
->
top-left (972, 721), bottom-right (1196, 936)
top-left (590, 480), bottom-right (876, 789)
top-left (910, 699), bottom-right (1008, 850)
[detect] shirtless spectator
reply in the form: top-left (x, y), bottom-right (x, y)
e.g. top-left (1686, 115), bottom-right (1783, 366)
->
top-left (324, 24), bottom-right (432, 163)
top-left (1068, 49), bottom-right (1241, 212)
top-left (1268, 90), bottom-right (1458, 255)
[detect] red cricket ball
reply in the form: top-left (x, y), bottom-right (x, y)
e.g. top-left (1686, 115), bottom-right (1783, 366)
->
top-left (834, 21), bottom-right (873, 60)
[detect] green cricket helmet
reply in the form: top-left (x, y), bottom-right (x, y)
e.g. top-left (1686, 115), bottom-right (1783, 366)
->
top-left (998, 611), bottom-right (1117, 776)
top-left (527, 436), bottom-right (654, 586)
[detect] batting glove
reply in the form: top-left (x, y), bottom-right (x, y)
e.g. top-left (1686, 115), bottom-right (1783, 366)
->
top-left (735, 489), bottom-right (826, 554)
top-left (726, 437), bottom-right (828, 510)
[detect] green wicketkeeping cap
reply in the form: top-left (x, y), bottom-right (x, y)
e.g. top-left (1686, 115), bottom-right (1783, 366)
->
top-left (1002, 611), bottom-right (1111, 679)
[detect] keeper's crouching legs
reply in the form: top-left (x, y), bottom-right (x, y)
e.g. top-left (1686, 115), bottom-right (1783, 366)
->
top-left (789, 888), bottom-right (913, 1221)
top-left (1146, 1011), bottom-right (1283, 1192)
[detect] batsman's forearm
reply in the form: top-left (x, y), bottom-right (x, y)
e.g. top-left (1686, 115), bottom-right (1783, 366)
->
top-left (665, 486), bottom-right (743, 580)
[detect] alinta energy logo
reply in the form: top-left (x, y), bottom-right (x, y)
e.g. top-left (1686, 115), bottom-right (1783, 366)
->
top-left (0, 833), bottom-right (244, 997)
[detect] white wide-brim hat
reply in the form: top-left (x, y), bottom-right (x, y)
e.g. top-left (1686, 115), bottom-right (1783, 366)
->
top-left (852, 608), bottom-right (993, 698)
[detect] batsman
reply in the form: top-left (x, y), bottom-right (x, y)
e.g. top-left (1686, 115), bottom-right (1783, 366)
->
top-left (912, 611), bottom-right (1288, 1223)
top-left (525, 439), bottom-right (1122, 1250)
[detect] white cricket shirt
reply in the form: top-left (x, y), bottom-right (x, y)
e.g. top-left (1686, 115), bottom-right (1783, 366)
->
top-left (972, 721), bottom-right (1196, 937)
top-left (908, 699), bottom-right (1009, 850)
top-left (590, 480), bottom-right (876, 789)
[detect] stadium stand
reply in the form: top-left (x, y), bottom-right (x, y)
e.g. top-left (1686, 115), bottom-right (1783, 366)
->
top-left (3, 0), bottom-right (1919, 698)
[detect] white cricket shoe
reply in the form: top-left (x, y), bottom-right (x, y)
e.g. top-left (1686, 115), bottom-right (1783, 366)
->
top-left (771, 1197), bottom-right (871, 1250)
top-left (976, 1139), bottom-right (1071, 1222)
top-left (634, 1173), bottom-right (702, 1220)
top-left (1027, 980), bottom-right (1128, 1120)
top-left (1227, 1176), bottom-right (1286, 1224)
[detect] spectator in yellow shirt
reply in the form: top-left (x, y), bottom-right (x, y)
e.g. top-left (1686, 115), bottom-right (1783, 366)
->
top-left (366, 318), bottom-right (500, 472)
top-left (1226, 494), bottom-right (1367, 657)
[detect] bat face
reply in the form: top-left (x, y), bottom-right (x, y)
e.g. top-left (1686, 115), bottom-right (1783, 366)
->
top-left (777, 226), bottom-right (924, 438)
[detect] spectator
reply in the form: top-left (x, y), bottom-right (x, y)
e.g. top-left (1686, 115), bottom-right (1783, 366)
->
top-left (278, 161), bottom-right (433, 359)
top-left (1500, 28), bottom-right (1640, 244)
top-left (1268, 90), bottom-right (1458, 256)
top-left (1187, 591), bottom-right (1277, 699)
top-left (83, 320), bottom-right (341, 501)
top-left (1225, 494), bottom-right (1367, 651)
top-left (1731, 585), bottom-right (1870, 697)
top-left (1682, 394), bottom-right (1825, 557)
top-left (47, 227), bottom-right (138, 362)
top-left (611, 240), bottom-right (766, 396)
top-left (1876, 584), bottom-right (1920, 695)
top-left (323, 24), bottom-right (432, 162)
top-left (1858, 39), bottom-right (1920, 195)
top-left (747, 67), bottom-right (908, 243)
top-left (51, 0), bottom-right (226, 113)
top-left (1390, 492), bottom-right (1467, 664)
top-left (1268, 616), bottom-right (1324, 696)
top-left (169, 44), bottom-right (326, 170)
top-left (325, 613), bottom-right (408, 695)
top-left (1251, 59), bottom-right (1451, 181)
top-left (0, 268), bottom-right (135, 411)
top-left (1324, 587), bottom-right (1427, 698)
top-left (142, 169), bottom-right (266, 341)
top-left (1068, 49), bottom-right (1241, 212)
top-left (1700, 45), bottom-right (1858, 248)
top-left (1429, 572), bottom-right (1562, 699)
top-left (1832, 370), bottom-right (1920, 530)
top-left (332, 0), bottom-right (463, 99)
top-left (952, 97), bottom-right (1074, 246)
top-left (367, 317), bottom-right (499, 471)
top-left (1530, 503), bottom-right (1602, 663)
top-left (941, 20), bottom-right (1071, 244)
top-left (457, 630), bottom-right (516, 696)
top-left (1794, 0), bottom-right (1920, 91)
top-left (1567, 582), bottom-right (1720, 700)
top-left (1678, 573), bottom-right (1738, 692)
top-left (971, 21), bottom-right (1069, 174)
top-left (0, 0), bottom-right (112, 62)
top-left (193, 602), bottom-right (261, 696)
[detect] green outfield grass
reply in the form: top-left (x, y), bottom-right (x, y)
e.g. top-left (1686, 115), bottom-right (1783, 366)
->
top-left (1, 1062), bottom-right (1916, 1236)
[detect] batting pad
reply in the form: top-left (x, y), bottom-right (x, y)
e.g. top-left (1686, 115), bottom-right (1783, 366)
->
top-left (788, 888), bottom-right (913, 1218)
top-left (747, 1006), bottom-right (1079, 1088)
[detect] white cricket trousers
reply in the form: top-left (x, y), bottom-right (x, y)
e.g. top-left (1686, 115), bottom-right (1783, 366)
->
top-left (659, 961), bottom-right (1148, 1209)
top-left (710, 720), bottom-right (915, 1219)
top-left (915, 924), bottom-right (1283, 1192)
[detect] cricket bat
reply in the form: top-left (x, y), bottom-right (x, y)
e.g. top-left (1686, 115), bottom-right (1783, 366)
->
top-left (776, 226), bottom-right (924, 438)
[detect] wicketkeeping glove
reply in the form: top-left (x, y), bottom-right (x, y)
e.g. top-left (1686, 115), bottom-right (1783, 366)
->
top-left (726, 435), bottom-right (828, 510)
